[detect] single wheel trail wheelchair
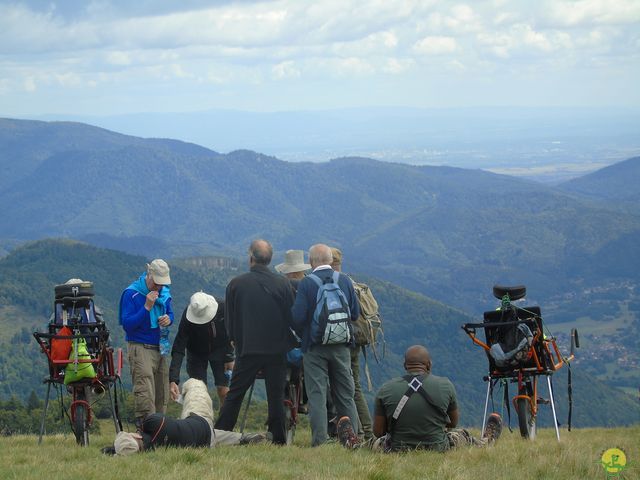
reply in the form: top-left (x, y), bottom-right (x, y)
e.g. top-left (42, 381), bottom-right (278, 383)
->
top-left (33, 281), bottom-right (123, 446)
top-left (462, 285), bottom-right (579, 440)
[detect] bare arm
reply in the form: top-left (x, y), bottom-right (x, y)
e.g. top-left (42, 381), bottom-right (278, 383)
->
top-left (447, 407), bottom-right (459, 428)
top-left (373, 414), bottom-right (387, 438)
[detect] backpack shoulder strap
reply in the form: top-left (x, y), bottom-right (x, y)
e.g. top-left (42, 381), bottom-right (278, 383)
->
top-left (331, 270), bottom-right (340, 284)
top-left (308, 273), bottom-right (323, 287)
top-left (414, 382), bottom-right (451, 425)
top-left (389, 375), bottom-right (423, 435)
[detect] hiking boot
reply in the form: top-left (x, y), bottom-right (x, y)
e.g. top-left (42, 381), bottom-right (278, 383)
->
top-left (328, 416), bottom-right (338, 438)
top-left (337, 416), bottom-right (360, 449)
top-left (482, 413), bottom-right (503, 444)
top-left (101, 445), bottom-right (116, 455)
top-left (239, 432), bottom-right (268, 445)
top-left (134, 417), bottom-right (144, 433)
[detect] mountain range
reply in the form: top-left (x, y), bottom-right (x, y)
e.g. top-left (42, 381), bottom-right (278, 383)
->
top-left (1, 119), bottom-right (638, 310)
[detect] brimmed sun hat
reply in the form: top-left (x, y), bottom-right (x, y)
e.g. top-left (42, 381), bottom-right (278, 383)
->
top-left (275, 250), bottom-right (311, 274)
top-left (186, 292), bottom-right (218, 325)
top-left (114, 431), bottom-right (141, 456)
top-left (147, 259), bottom-right (171, 285)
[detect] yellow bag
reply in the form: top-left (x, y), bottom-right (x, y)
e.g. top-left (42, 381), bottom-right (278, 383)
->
top-left (64, 338), bottom-right (96, 384)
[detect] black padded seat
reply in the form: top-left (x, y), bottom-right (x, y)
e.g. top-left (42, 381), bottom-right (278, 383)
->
top-left (493, 285), bottom-right (526, 301)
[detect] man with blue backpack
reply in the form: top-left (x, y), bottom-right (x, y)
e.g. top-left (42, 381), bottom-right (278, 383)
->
top-left (292, 243), bottom-right (361, 447)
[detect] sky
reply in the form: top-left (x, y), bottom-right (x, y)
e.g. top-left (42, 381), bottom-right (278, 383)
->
top-left (1, 0), bottom-right (639, 116)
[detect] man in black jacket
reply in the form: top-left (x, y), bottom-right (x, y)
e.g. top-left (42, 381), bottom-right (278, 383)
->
top-left (214, 239), bottom-right (295, 445)
top-left (169, 292), bottom-right (234, 407)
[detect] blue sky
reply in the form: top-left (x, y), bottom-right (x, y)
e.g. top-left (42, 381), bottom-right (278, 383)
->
top-left (1, 0), bottom-right (639, 116)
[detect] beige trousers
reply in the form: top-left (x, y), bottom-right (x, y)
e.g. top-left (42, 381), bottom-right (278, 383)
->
top-left (128, 342), bottom-right (169, 419)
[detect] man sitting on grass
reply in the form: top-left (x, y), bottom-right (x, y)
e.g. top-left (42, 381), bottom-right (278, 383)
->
top-left (336, 345), bottom-right (502, 451)
top-left (104, 378), bottom-right (265, 455)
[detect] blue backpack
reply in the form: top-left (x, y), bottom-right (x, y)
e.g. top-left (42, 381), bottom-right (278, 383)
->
top-left (309, 271), bottom-right (352, 345)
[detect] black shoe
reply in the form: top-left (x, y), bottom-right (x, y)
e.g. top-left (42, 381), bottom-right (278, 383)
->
top-left (482, 413), bottom-right (503, 444)
top-left (101, 445), bottom-right (116, 455)
top-left (337, 416), bottom-right (360, 449)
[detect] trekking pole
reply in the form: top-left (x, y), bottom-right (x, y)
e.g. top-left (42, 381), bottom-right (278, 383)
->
top-left (239, 380), bottom-right (256, 434)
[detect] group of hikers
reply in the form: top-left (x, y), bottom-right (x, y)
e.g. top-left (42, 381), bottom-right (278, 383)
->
top-left (109, 240), bottom-right (503, 455)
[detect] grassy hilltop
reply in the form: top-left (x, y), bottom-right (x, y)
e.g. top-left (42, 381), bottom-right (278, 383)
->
top-left (0, 422), bottom-right (636, 480)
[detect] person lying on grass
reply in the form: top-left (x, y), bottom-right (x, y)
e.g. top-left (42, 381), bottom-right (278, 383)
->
top-left (105, 378), bottom-right (266, 455)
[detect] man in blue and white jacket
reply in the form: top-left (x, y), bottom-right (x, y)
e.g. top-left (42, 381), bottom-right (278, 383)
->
top-left (119, 259), bottom-right (174, 427)
top-left (291, 243), bottom-right (360, 447)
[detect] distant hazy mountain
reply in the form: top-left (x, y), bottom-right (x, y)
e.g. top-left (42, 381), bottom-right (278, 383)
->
top-left (0, 239), bottom-right (636, 427)
top-left (36, 107), bottom-right (640, 174)
top-left (1, 118), bottom-right (639, 319)
top-left (560, 156), bottom-right (640, 206)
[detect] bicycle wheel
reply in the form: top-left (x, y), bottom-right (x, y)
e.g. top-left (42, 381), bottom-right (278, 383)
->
top-left (285, 405), bottom-right (296, 445)
top-left (516, 398), bottom-right (536, 440)
top-left (73, 388), bottom-right (90, 446)
top-left (284, 379), bottom-right (298, 445)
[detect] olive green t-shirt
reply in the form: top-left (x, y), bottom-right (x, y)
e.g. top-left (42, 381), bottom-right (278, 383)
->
top-left (374, 373), bottom-right (457, 451)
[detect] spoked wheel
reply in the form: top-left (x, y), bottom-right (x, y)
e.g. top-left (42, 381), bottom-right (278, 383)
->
top-left (285, 402), bottom-right (296, 445)
top-left (516, 397), bottom-right (536, 439)
top-left (72, 387), bottom-right (90, 446)
top-left (284, 379), bottom-right (298, 445)
top-left (515, 378), bottom-right (537, 440)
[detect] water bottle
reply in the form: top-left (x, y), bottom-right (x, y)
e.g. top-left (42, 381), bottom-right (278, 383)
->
top-left (159, 327), bottom-right (170, 356)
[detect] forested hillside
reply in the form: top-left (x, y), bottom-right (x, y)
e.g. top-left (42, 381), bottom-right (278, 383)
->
top-left (560, 156), bottom-right (640, 206)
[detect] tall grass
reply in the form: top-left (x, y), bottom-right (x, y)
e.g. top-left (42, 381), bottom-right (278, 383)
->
top-left (0, 423), bottom-right (636, 480)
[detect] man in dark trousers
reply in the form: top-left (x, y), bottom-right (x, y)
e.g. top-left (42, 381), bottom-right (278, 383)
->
top-left (214, 239), bottom-right (295, 445)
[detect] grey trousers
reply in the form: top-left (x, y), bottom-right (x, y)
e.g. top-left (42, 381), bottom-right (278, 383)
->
top-left (304, 344), bottom-right (358, 446)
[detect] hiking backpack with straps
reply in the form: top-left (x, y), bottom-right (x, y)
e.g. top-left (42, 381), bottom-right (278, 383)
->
top-left (308, 271), bottom-right (352, 345)
top-left (351, 280), bottom-right (384, 348)
top-left (351, 279), bottom-right (386, 391)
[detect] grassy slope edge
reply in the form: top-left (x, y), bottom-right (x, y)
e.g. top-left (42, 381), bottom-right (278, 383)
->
top-left (0, 424), bottom-right (636, 480)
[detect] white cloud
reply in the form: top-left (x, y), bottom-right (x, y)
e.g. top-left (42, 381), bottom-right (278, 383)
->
top-left (448, 59), bottom-right (466, 72)
top-left (477, 23), bottom-right (577, 59)
top-left (106, 51), bottom-right (132, 66)
top-left (334, 57), bottom-right (375, 76)
top-left (544, 0), bottom-right (640, 27)
top-left (383, 58), bottom-right (415, 74)
top-left (413, 36), bottom-right (458, 55)
top-left (54, 72), bottom-right (82, 87)
top-left (0, 0), bottom-right (638, 112)
top-left (272, 61), bottom-right (301, 80)
top-left (24, 76), bottom-right (36, 92)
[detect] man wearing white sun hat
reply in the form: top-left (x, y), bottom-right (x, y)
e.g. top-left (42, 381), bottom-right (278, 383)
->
top-left (169, 291), bottom-right (235, 407)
